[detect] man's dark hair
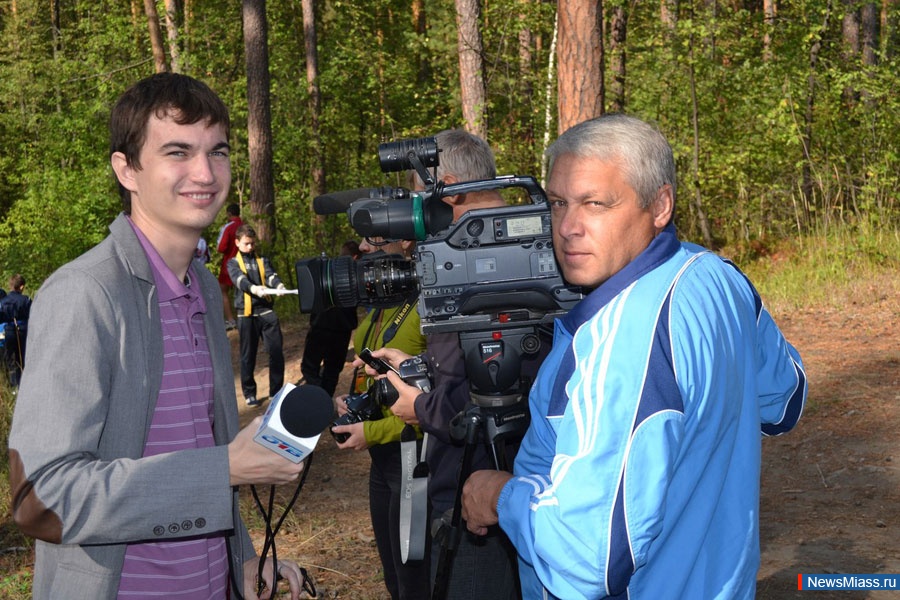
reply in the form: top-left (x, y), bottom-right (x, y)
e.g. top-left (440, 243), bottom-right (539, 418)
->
top-left (8, 274), bottom-right (25, 292)
top-left (109, 73), bottom-right (230, 211)
top-left (226, 203), bottom-right (240, 217)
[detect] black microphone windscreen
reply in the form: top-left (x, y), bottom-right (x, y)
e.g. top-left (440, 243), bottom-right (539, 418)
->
top-left (313, 188), bottom-right (375, 215)
top-left (279, 384), bottom-right (334, 438)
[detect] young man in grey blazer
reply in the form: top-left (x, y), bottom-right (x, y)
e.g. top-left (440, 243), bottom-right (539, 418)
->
top-left (8, 73), bottom-right (309, 600)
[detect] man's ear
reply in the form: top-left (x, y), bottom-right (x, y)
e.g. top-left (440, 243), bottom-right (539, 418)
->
top-left (652, 184), bottom-right (675, 229)
top-left (110, 152), bottom-right (137, 194)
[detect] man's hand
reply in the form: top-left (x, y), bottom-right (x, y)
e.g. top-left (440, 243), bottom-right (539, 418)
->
top-left (249, 284), bottom-right (269, 298)
top-left (385, 370), bottom-right (422, 425)
top-left (357, 348), bottom-right (422, 425)
top-left (333, 393), bottom-right (350, 416)
top-left (332, 421), bottom-right (368, 450)
top-left (228, 417), bottom-right (305, 486)
top-left (461, 469), bottom-right (513, 536)
top-left (243, 557), bottom-right (313, 599)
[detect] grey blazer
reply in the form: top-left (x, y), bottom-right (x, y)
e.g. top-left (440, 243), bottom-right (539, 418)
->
top-left (8, 214), bottom-right (254, 599)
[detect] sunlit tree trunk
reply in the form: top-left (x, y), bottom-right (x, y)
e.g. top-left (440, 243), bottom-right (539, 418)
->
top-left (143, 0), bottom-right (168, 73)
top-left (455, 0), bottom-right (487, 137)
top-left (557, 0), bottom-right (602, 133)
top-left (163, 0), bottom-right (181, 73)
top-left (763, 0), bottom-right (776, 61)
top-left (242, 0), bottom-right (276, 243)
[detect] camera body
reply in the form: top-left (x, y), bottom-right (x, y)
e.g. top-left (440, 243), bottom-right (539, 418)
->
top-left (330, 357), bottom-right (433, 443)
top-left (414, 196), bottom-right (581, 331)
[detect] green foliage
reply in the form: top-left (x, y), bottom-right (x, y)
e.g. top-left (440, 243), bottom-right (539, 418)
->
top-left (0, 0), bottom-right (897, 287)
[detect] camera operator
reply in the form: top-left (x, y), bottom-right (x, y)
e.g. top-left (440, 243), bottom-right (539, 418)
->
top-left (331, 235), bottom-right (431, 600)
top-left (362, 129), bottom-right (528, 600)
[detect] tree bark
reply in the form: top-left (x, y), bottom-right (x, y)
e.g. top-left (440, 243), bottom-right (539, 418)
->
top-left (163, 0), bottom-right (181, 73)
top-left (455, 0), bottom-right (488, 138)
top-left (143, 0), bottom-right (168, 73)
top-left (608, 3), bottom-right (628, 113)
top-left (557, 0), bottom-right (602, 133)
top-left (242, 0), bottom-right (276, 243)
top-left (763, 0), bottom-right (777, 61)
top-left (302, 0), bottom-right (325, 198)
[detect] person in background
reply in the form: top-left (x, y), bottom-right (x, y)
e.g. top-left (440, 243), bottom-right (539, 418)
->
top-left (300, 239), bottom-right (361, 397)
top-left (217, 202), bottom-right (242, 329)
top-left (227, 224), bottom-right (286, 407)
top-left (460, 113), bottom-right (808, 600)
top-left (8, 72), bottom-right (310, 600)
top-left (362, 129), bottom-right (524, 600)
top-left (0, 274), bottom-right (31, 387)
top-left (331, 235), bottom-right (431, 600)
top-left (195, 235), bottom-right (211, 267)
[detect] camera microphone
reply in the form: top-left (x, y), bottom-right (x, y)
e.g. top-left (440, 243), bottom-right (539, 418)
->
top-left (313, 188), bottom-right (375, 215)
top-left (313, 186), bottom-right (411, 215)
top-left (253, 383), bottom-right (334, 463)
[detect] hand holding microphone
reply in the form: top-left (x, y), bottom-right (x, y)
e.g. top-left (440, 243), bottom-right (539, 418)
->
top-left (228, 384), bottom-right (334, 486)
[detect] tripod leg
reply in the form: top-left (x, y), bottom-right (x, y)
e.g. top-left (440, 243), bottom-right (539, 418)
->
top-left (431, 436), bottom-right (476, 600)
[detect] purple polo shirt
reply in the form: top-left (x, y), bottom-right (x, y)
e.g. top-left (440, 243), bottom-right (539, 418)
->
top-left (118, 219), bottom-right (229, 599)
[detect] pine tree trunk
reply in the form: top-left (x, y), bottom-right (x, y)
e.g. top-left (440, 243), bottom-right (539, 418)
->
top-left (557, 0), bottom-right (602, 133)
top-left (242, 0), bottom-right (276, 244)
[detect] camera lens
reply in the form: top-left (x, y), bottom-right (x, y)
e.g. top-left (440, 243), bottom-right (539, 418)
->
top-left (378, 137), bottom-right (439, 173)
top-left (318, 256), bottom-right (358, 307)
top-left (359, 257), bottom-right (418, 303)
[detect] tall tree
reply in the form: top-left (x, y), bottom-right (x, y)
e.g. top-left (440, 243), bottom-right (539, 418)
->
top-left (763, 0), bottom-right (777, 61)
top-left (163, 0), bottom-right (181, 73)
top-left (608, 2), bottom-right (628, 112)
top-left (302, 0), bottom-right (324, 199)
top-left (243, 0), bottom-right (276, 243)
top-left (143, 0), bottom-right (168, 72)
top-left (557, 0), bottom-right (602, 133)
top-left (455, 0), bottom-right (488, 137)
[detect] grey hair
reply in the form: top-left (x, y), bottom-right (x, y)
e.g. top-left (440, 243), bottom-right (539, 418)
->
top-left (413, 129), bottom-right (497, 187)
top-left (546, 114), bottom-right (676, 208)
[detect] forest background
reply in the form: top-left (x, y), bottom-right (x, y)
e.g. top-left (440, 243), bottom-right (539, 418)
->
top-left (0, 0), bottom-right (897, 287)
top-left (0, 0), bottom-right (899, 597)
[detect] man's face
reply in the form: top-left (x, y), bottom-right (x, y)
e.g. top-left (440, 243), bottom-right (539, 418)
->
top-left (236, 235), bottom-right (256, 254)
top-left (359, 236), bottom-right (409, 256)
top-left (547, 154), bottom-right (670, 289)
top-left (115, 112), bottom-right (231, 240)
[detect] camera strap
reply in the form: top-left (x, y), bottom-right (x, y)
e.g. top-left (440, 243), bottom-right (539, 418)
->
top-left (381, 295), bottom-right (416, 345)
top-left (399, 425), bottom-right (429, 563)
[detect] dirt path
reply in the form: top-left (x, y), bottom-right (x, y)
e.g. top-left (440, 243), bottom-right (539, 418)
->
top-left (234, 290), bottom-right (900, 599)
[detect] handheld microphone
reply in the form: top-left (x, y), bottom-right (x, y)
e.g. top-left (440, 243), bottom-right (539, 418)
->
top-left (253, 383), bottom-right (334, 463)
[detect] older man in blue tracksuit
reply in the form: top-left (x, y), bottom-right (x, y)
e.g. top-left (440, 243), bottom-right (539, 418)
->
top-left (461, 114), bottom-right (807, 600)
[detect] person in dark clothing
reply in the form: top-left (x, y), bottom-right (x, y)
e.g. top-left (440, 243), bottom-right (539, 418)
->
top-left (300, 240), bottom-right (360, 396)
top-left (355, 129), bottom-right (525, 600)
top-left (0, 274), bottom-right (31, 387)
top-left (227, 224), bottom-right (286, 406)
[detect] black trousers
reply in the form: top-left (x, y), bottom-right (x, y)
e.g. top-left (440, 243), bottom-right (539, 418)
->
top-left (300, 325), bottom-right (352, 397)
top-left (237, 311), bottom-right (284, 399)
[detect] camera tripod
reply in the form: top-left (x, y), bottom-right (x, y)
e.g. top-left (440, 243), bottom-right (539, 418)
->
top-left (430, 323), bottom-right (543, 600)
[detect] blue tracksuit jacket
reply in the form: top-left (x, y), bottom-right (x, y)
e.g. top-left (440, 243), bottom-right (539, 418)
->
top-left (497, 225), bottom-right (807, 599)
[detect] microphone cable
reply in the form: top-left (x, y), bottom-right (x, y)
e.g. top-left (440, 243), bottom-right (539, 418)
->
top-left (251, 453), bottom-right (316, 598)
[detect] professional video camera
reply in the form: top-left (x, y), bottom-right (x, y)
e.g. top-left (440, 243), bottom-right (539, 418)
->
top-left (298, 135), bottom-right (582, 600)
top-left (296, 136), bottom-right (582, 334)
